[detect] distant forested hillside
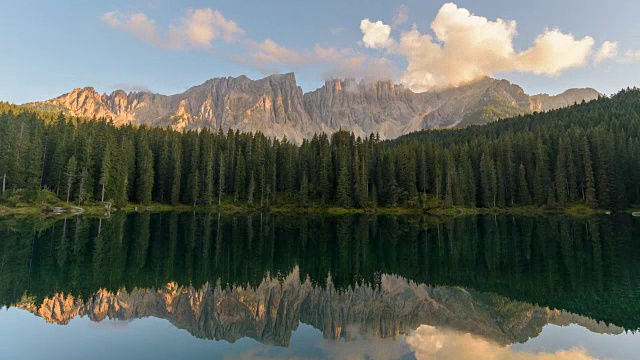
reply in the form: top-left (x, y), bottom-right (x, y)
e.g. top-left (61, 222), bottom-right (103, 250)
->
top-left (0, 89), bottom-right (639, 210)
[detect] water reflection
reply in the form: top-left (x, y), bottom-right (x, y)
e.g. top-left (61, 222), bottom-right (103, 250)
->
top-left (0, 213), bottom-right (639, 357)
top-left (12, 270), bottom-right (625, 347)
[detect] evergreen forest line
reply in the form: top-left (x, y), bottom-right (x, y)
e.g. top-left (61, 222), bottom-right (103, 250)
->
top-left (1, 88), bottom-right (639, 211)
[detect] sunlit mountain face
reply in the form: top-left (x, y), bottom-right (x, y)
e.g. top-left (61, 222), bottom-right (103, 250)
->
top-left (1, 213), bottom-right (639, 359)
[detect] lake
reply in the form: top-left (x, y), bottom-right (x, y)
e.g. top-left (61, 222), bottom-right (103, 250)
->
top-left (0, 213), bottom-right (639, 359)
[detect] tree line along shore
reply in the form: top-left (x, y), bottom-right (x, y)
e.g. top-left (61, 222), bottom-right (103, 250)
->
top-left (0, 88), bottom-right (639, 216)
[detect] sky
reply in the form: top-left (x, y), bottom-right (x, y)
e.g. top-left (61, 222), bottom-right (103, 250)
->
top-left (1, 0), bottom-right (640, 104)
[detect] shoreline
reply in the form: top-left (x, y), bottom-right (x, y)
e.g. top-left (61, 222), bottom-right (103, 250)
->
top-left (0, 202), bottom-right (630, 219)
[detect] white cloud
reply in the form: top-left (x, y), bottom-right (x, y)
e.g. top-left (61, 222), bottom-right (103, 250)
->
top-left (393, 5), bottom-right (409, 26)
top-left (245, 39), bottom-right (303, 70)
top-left (101, 11), bottom-right (121, 27)
top-left (516, 29), bottom-right (594, 75)
top-left (594, 41), bottom-right (618, 64)
top-left (360, 19), bottom-right (393, 48)
top-left (103, 2), bottom-right (613, 91)
top-left (101, 11), bottom-right (159, 45)
top-left (103, 7), bottom-right (394, 80)
top-left (101, 8), bottom-right (244, 50)
top-left (240, 40), bottom-right (397, 80)
top-left (622, 49), bottom-right (640, 63)
top-left (363, 2), bottom-right (599, 92)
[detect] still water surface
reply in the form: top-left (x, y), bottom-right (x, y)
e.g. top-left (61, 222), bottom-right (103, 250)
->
top-left (0, 213), bottom-right (639, 359)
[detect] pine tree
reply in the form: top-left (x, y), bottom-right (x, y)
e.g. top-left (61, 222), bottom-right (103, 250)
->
top-left (352, 146), bottom-right (367, 208)
top-left (566, 137), bottom-right (578, 203)
top-left (300, 169), bottom-right (309, 206)
top-left (77, 168), bottom-right (89, 205)
top-left (382, 153), bottom-right (399, 206)
top-left (259, 164), bottom-right (266, 208)
top-left (462, 157), bottom-right (477, 207)
top-left (186, 134), bottom-right (200, 207)
top-left (335, 146), bottom-right (352, 207)
top-left (518, 163), bottom-right (531, 205)
top-left (417, 145), bottom-right (429, 194)
top-left (64, 156), bottom-right (77, 203)
top-left (234, 150), bottom-right (246, 202)
top-left (583, 137), bottom-right (597, 208)
top-left (217, 151), bottom-right (226, 207)
top-left (155, 134), bottom-right (170, 202)
top-left (480, 153), bottom-right (497, 208)
top-left (397, 146), bottom-right (417, 201)
top-left (169, 136), bottom-right (182, 206)
top-left (135, 130), bottom-right (154, 205)
top-left (445, 153), bottom-right (455, 207)
top-left (533, 137), bottom-right (549, 205)
top-left (203, 148), bottom-right (215, 206)
top-left (555, 139), bottom-right (569, 207)
top-left (99, 145), bottom-right (110, 203)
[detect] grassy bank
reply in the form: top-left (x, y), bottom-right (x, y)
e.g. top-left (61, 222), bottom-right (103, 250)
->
top-left (0, 188), bottom-right (629, 219)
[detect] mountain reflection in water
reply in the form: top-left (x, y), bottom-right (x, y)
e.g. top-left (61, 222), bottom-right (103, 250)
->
top-left (0, 213), bottom-right (638, 358)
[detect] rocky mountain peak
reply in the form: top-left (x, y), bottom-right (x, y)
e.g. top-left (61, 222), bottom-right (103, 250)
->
top-left (26, 73), bottom-right (602, 142)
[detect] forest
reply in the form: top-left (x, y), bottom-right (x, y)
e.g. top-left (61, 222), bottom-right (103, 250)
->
top-left (0, 88), bottom-right (639, 211)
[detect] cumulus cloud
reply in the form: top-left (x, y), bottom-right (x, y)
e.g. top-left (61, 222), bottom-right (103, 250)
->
top-left (360, 19), bottom-right (393, 48)
top-left (363, 2), bottom-right (599, 92)
top-left (103, 7), bottom-right (394, 81)
top-left (101, 11), bottom-right (159, 45)
top-left (516, 29), bottom-right (594, 75)
top-left (393, 5), bottom-right (409, 26)
top-left (622, 49), bottom-right (640, 63)
top-left (101, 8), bottom-right (244, 50)
top-left (407, 325), bottom-right (596, 360)
top-left (594, 41), bottom-right (618, 64)
top-left (246, 39), bottom-right (303, 68)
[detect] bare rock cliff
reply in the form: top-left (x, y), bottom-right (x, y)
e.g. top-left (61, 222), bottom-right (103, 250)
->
top-left (26, 74), bottom-right (601, 142)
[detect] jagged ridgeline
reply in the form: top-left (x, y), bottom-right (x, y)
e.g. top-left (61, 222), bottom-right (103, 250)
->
top-left (23, 74), bottom-right (600, 143)
top-left (1, 214), bottom-right (639, 334)
top-left (1, 89), bottom-right (639, 210)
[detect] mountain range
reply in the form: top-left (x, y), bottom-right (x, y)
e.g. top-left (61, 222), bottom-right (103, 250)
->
top-left (26, 73), bottom-right (600, 142)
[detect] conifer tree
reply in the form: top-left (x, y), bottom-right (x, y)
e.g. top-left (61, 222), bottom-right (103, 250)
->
top-left (217, 151), bottom-right (225, 207)
top-left (300, 169), bottom-right (309, 207)
top-left (169, 136), bottom-right (182, 206)
top-left (518, 163), bottom-right (532, 205)
top-left (203, 148), bottom-right (215, 206)
top-left (77, 168), bottom-right (89, 205)
top-left (335, 146), bottom-right (351, 207)
top-left (583, 137), bottom-right (597, 208)
top-left (99, 145), bottom-right (110, 203)
top-left (480, 153), bottom-right (497, 208)
top-left (533, 137), bottom-right (549, 205)
top-left (555, 139), bottom-right (569, 207)
top-left (234, 150), bottom-right (246, 202)
top-left (64, 156), bottom-right (77, 203)
top-left (186, 134), bottom-right (200, 207)
top-left (135, 131), bottom-right (154, 205)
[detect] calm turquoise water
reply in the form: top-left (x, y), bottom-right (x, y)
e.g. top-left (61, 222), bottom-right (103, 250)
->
top-left (0, 213), bottom-right (639, 359)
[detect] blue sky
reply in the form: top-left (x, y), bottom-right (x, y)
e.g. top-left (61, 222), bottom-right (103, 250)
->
top-left (1, 0), bottom-right (639, 104)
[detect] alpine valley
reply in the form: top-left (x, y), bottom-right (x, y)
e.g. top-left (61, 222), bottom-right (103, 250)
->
top-left (26, 73), bottom-right (600, 142)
